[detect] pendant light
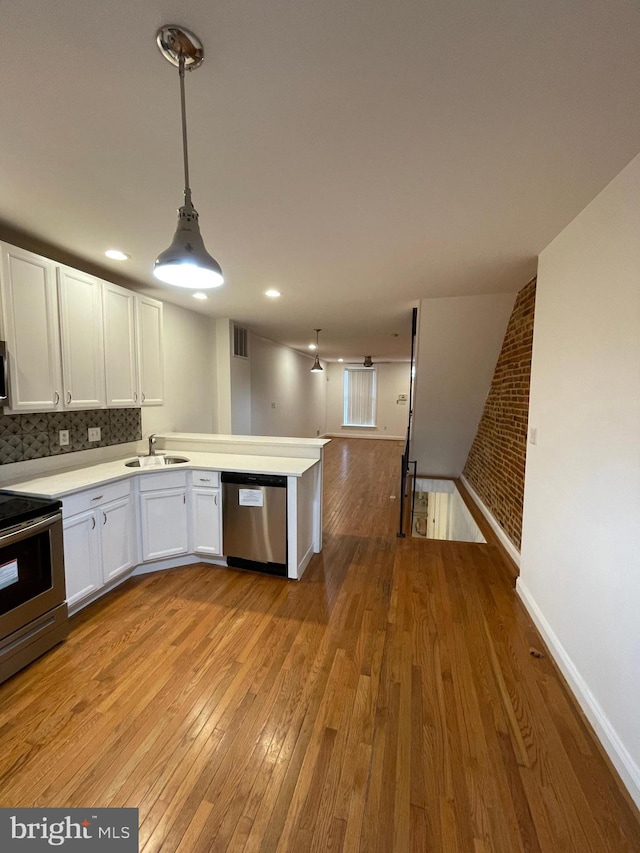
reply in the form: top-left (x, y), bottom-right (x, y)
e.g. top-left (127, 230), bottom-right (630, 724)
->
top-left (363, 355), bottom-right (374, 368)
top-left (310, 329), bottom-right (323, 372)
top-left (154, 26), bottom-right (223, 289)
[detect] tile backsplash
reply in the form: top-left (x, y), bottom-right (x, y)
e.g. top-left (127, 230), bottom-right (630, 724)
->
top-left (0, 408), bottom-right (142, 465)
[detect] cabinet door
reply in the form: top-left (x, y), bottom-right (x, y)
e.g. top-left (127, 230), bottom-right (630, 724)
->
top-left (191, 488), bottom-right (221, 555)
top-left (0, 244), bottom-right (62, 412)
top-left (103, 282), bottom-right (138, 407)
top-left (140, 489), bottom-right (188, 560)
top-left (58, 267), bottom-right (106, 409)
top-left (136, 296), bottom-right (164, 406)
top-left (100, 495), bottom-right (136, 583)
top-left (63, 510), bottom-right (102, 607)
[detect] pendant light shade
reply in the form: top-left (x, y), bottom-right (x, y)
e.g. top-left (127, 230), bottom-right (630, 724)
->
top-left (310, 329), bottom-right (323, 372)
top-left (154, 26), bottom-right (224, 289)
top-left (363, 355), bottom-right (374, 368)
top-left (154, 205), bottom-right (223, 288)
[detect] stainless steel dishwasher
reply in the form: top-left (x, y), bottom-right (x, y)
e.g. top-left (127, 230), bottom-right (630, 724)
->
top-left (221, 472), bottom-right (287, 576)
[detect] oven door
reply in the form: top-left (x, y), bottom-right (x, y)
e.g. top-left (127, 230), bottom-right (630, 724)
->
top-left (0, 511), bottom-right (66, 641)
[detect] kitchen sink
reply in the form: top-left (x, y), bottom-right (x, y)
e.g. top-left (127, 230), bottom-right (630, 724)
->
top-left (124, 456), bottom-right (190, 468)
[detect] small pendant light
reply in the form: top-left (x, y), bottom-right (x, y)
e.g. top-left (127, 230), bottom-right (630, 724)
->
top-left (154, 26), bottom-right (224, 289)
top-left (310, 329), bottom-right (323, 372)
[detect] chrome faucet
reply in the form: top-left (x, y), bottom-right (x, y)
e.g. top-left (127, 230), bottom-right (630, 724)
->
top-left (148, 434), bottom-right (157, 456)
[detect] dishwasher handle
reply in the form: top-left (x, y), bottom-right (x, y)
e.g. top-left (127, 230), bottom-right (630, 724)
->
top-left (221, 472), bottom-right (287, 488)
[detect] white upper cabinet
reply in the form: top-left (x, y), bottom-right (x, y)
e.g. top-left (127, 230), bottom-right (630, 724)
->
top-left (0, 241), bottom-right (165, 413)
top-left (0, 244), bottom-right (63, 412)
top-left (136, 295), bottom-right (164, 406)
top-left (103, 281), bottom-right (138, 407)
top-left (57, 266), bottom-right (106, 409)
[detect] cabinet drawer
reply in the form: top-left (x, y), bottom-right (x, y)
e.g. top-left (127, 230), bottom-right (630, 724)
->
top-left (138, 470), bottom-right (187, 491)
top-left (62, 480), bottom-right (131, 517)
top-left (190, 470), bottom-right (220, 488)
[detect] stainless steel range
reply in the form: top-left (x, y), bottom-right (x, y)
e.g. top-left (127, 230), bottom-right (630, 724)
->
top-left (0, 492), bottom-right (68, 684)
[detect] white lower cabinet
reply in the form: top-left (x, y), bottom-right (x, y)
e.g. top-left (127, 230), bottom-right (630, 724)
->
top-left (139, 473), bottom-right (189, 560)
top-left (191, 488), bottom-right (222, 555)
top-left (190, 470), bottom-right (222, 556)
top-left (63, 483), bottom-right (135, 609)
top-left (101, 496), bottom-right (136, 583)
top-left (63, 510), bottom-right (102, 607)
top-left (61, 469), bottom-right (223, 612)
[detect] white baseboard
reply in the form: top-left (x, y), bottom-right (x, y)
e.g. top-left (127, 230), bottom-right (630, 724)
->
top-left (517, 578), bottom-right (640, 810)
top-left (68, 571), bottom-right (132, 616)
top-left (133, 555), bottom-right (226, 575)
top-left (460, 474), bottom-right (521, 567)
top-left (323, 432), bottom-right (404, 441)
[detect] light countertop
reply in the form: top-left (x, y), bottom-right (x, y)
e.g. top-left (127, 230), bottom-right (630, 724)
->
top-left (159, 432), bottom-right (330, 447)
top-left (2, 450), bottom-right (319, 500)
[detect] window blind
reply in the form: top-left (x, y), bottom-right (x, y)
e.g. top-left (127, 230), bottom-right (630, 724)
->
top-left (343, 367), bottom-right (377, 427)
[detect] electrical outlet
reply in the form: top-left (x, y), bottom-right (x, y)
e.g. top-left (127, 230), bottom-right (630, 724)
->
top-left (88, 427), bottom-right (101, 442)
top-left (59, 430), bottom-right (69, 447)
top-left (529, 426), bottom-right (537, 445)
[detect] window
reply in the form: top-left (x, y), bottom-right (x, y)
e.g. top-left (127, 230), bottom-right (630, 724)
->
top-left (343, 367), bottom-right (377, 427)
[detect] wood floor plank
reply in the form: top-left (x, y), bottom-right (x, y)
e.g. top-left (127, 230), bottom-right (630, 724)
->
top-left (0, 437), bottom-right (638, 852)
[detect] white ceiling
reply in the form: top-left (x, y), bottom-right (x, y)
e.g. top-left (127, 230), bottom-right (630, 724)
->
top-left (2, 1), bottom-right (640, 362)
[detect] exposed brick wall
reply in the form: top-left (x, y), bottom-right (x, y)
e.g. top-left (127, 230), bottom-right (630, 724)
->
top-left (462, 278), bottom-right (536, 550)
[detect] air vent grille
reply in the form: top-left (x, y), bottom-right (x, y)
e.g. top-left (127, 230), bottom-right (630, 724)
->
top-left (233, 324), bottom-right (248, 358)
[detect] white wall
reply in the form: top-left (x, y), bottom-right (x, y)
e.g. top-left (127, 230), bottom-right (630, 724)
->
top-left (325, 362), bottom-right (411, 440)
top-left (214, 317), bottom-right (232, 433)
top-left (212, 318), bottom-right (252, 435)
top-left (449, 489), bottom-right (485, 544)
top-left (231, 344), bottom-right (251, 435)
top-left (518, 152), bottom-right (640, 807)
top-left (250, 336), bottom-right (327, 438)
top-left (141, 301), bottom-right (216, 437)
top-left (411, 293), bottom-right (515, 476)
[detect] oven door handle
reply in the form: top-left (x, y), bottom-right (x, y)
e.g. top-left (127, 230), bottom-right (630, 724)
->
top-left (0, 511), bottom-right (62, 547)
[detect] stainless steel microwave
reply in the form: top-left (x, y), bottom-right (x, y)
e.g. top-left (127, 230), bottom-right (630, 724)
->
top-left (0, 342), bottom-right (9, 406)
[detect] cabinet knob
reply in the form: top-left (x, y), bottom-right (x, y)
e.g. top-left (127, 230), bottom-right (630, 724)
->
top-left (103, 512), bottom-right (107, 525)
top-left (54, 391), bottom-right (60, 405)
top-left (134, 391), bottom-right (138, 403)
top-left (141, 392), bottom-right (146, 403)
top-left (66, 391), bottom-right (72, 404)
top-left (199, 477), bottom-right (211, 482)
top-left (91, 495), bottom-right (104, 501)
top-left (91, 517), bottom-right (96, 530)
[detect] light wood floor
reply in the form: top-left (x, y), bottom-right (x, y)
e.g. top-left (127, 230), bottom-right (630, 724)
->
top-left (0, 437), bottom-right (639, 851)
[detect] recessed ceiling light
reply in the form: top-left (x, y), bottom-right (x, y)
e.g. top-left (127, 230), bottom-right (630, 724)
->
top-left (192, 292), bottom-right (208, 300)
top-left (104, 249), bottom-right (130, 261)
top-left (265, 289), bottom-right (281, 298)
top-left (308, 343), bottom-right (317, 350)
top-left (338, 358), bottom-right (344, 362)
